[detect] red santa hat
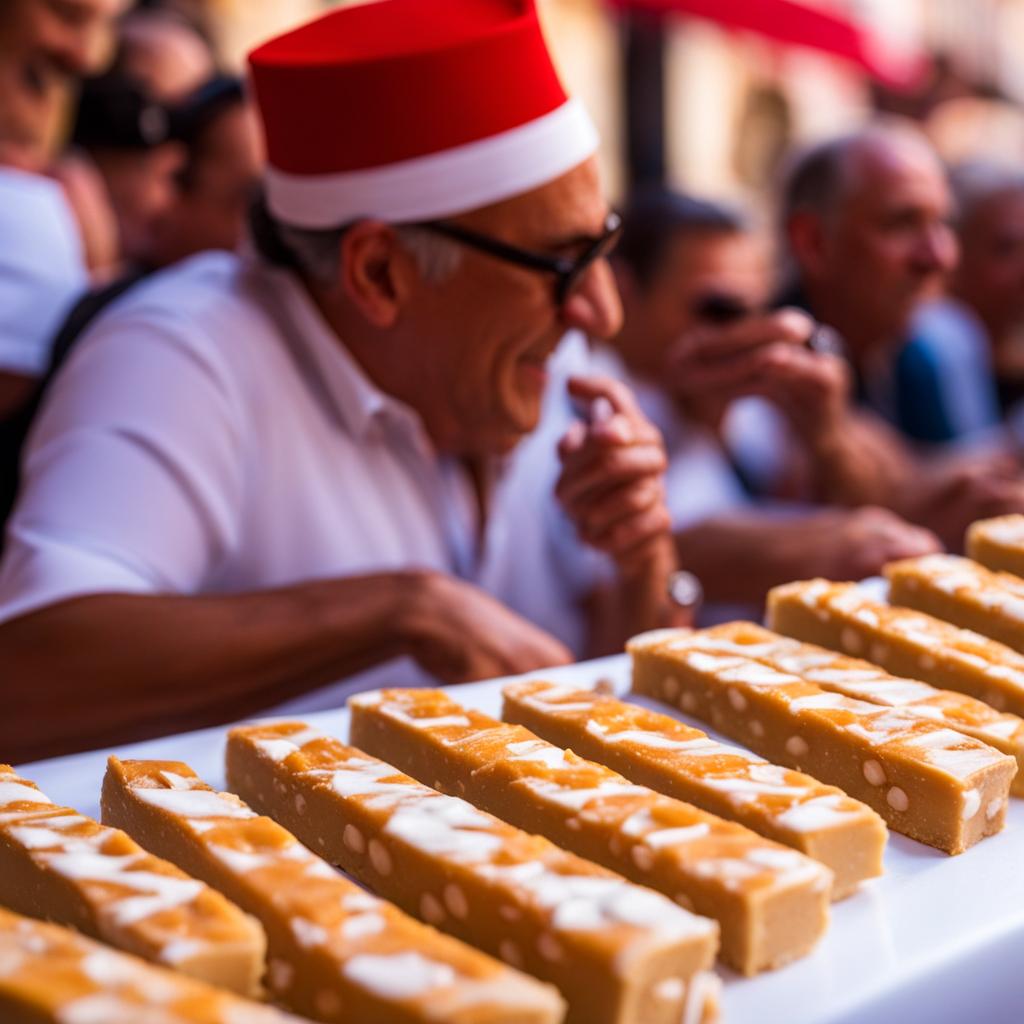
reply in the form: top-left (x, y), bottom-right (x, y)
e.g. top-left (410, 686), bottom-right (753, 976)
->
top-left (248, 0), bottom-right (598, 229)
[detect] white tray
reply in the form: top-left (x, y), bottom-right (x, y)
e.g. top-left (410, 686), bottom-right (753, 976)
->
top-left (18, 654), bottom-right (1024, 1024)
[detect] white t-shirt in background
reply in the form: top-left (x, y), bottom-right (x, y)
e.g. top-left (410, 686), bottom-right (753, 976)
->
top-left (0, 167), bottom-right (87, 377)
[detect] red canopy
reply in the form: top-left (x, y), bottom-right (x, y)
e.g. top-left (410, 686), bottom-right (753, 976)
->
top-left (608, 0), bottom-right (928, 90)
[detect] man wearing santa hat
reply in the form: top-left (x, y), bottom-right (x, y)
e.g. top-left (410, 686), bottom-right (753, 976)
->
top-left (0, 0), bottom-right (689, 763)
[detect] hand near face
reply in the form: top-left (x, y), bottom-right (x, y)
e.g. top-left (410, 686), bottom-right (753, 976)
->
top-left (556, 374), bottom-right (674, 575)
top-left (402, 572), bottom-right (572, 683)
top-left (665, 308), bottom-right (851, 439)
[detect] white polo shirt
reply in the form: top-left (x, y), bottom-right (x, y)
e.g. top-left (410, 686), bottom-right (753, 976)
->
top-left (0, 167), bottom-right (87, 376)
top-left (0, 252), bottom-right (607, 710)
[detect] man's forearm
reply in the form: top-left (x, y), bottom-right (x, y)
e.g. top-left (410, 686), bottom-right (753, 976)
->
top-left (0, 573), bottom-right (420, 763)
top-left (675, 516), bottom-right (800, 605)
top-left (807, 414), bottom-right (917, 509)
top-left (585, 536), bottom-right (685, 656)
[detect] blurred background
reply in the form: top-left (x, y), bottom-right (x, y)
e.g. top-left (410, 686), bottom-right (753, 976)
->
top-left (156, 0), bottom-right (1024, 206)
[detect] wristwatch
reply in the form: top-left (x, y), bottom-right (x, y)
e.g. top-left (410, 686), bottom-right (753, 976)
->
top-left (667, 570), bottom-right (703, 616)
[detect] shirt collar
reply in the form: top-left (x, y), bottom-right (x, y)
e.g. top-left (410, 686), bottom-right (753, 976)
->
top-left (255, 257), bottom-right (424, 442)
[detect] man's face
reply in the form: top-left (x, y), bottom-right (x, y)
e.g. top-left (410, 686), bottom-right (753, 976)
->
top-left (818, 138), bottom-right (957, 349)
top-left (0, 0), bottom-right (121, 161)
top-left (91, 142), bottom-right (185, 266)
top-left (618, 229), bottom-right (767, 377)
top-left (955, 190), bottom-right (1024, 343)
top-left (402, 157), bottom-right (623, 455)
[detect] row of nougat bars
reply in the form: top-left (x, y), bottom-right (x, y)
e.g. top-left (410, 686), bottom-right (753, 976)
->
top-left (227, 725), bottom-right (722, 1022)
top-left (498, 679), bottom-right (887, 898)
top-left (629, 627), bottom-right (1017, 855)
top-left (0, 762), bottom-right (566, 1024)
top-left (0, 905), bottom-right (312, 1024)
top-left (968, 513), bottom-right (1024, 578)
top-left (344, 689), bottom-right (834, 975)
top-left (0, 764), bottom-right (265, 994)
top-left (886, 553), bottom-right (1024, 663)
top-left (100, 757), bottom-right (569, 1024)
top-left (768, 579), bottom-right (1024, 720)
top-left (711, 621), bottom-right (1024, 792)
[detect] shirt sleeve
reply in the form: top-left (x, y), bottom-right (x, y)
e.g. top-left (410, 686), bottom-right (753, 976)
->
top-left (0, 307), bottom-right (245, 623)
top-left (0, 173), bottom-right (87, 376)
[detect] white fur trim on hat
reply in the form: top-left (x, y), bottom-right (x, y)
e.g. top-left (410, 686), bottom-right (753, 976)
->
top-left (264, 98), bottom-right (598, 228)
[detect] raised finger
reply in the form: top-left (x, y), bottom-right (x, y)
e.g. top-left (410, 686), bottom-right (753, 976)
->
top-left (557, 444), bottom-right (667, 506)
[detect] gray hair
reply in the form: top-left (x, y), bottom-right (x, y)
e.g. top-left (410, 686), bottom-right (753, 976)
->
top-left (780, 121), bottom-right (940, 227)
top-left (274, 220), bottom-right (462, 286)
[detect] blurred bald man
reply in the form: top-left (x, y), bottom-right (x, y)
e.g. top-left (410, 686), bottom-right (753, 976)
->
top-left (115, 8), bottom-right (214, 103)
top-left (774, 124), bottom-right (1024, 546)
top-left (779, 122), bottom-right (957, 398)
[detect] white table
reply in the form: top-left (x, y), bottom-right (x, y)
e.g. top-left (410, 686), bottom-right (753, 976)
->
top-left (19, 654), bottom-right (1024, 1024)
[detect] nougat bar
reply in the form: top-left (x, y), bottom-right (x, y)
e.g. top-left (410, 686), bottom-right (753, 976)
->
top-left (698, 621), bottom-right (1024, 795)
top-left (630, 629), bottom-right (1016, 854)
top-left (502, 678), bottom-right (886, 899)
top-left (886, 553), bottom-right (1024, 655)
top-left (967, 514), bottom-right (1024, 577)
top-left (101, 757), bottom-right (564, 1024)
top-left (0, 764), bottom-right (264, 995)
top-left (768, 578), bottom-right (1024, 718)
top-left (349, 689), bottom-right (833, 976)
top-left (227, 722), bottom-right (719, 1024)
top-left (0, 906), bottom-right (311, 1024)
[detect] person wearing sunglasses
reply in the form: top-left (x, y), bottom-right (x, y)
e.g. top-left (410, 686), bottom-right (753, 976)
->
top-left (595, 188), bottom-right (941, 618)
top-left (0, 0), bottom-right (686, 762)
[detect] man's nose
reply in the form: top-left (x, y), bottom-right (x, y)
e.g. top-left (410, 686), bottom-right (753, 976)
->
top-left (914, 222), bottom-right (958, 274)
top-left (561, 259), bottom-right (623, 339)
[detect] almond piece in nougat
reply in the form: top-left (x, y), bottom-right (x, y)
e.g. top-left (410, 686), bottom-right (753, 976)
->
top-left (967, 514), bottom-right (1024, 577)
top-left (886, 553), bottom-right (1024, 655)
top-left (0, 764), bottom-right (265, 995)
top-left (226, 722), bottom-right (720, 1024)
top-left (697, 620), bottom-right (1024, 796)
top-left (501, 678), bottom-right (886, 899)
top-left (101, 756), bottom-right (565, 1024)
top-left (0, 906), bottom-right (312, 1024)
top-left (629, 628), bottom-right (1016, 854)
top-left (348, 688), bottom-right (833, 977)
top-left (768, 578), bottom-right (1024, 719)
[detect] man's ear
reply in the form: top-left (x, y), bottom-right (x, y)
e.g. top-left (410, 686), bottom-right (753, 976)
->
top-left (339, 221), bottom-right (417, 328)
top-left (786, 211), bottom-right (828, 279)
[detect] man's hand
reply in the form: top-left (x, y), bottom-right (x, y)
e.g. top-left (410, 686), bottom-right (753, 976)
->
top-left (665, 309), bottom-right (850, 439)
top-left (400, 571), bottom-right (572, 683)
top-left (556, 375), bottom-right (674, 576)
top-left (910, 464), bottom-right (1024, 552)
top-left (810, 506), bottom-right (942, 580)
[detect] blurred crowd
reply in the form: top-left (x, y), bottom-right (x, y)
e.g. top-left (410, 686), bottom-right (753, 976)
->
top-left (4, 0), bottom-right (1024, 762)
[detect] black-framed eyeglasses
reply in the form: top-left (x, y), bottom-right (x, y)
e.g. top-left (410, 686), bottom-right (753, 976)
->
top-left (418, 211), bottom-right (622, 305)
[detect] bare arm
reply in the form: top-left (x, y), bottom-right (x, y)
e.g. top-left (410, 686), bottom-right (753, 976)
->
top-left (803, 411), bottom-right (919, 509)
top-left (675, 506), bottom-right (940, 606)
top-left (0, 571), bottom-right (571, 764)
top-left (557, 376), bottom-right (690, 656)
top-left (583, 535), bottom-right (688, 657)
